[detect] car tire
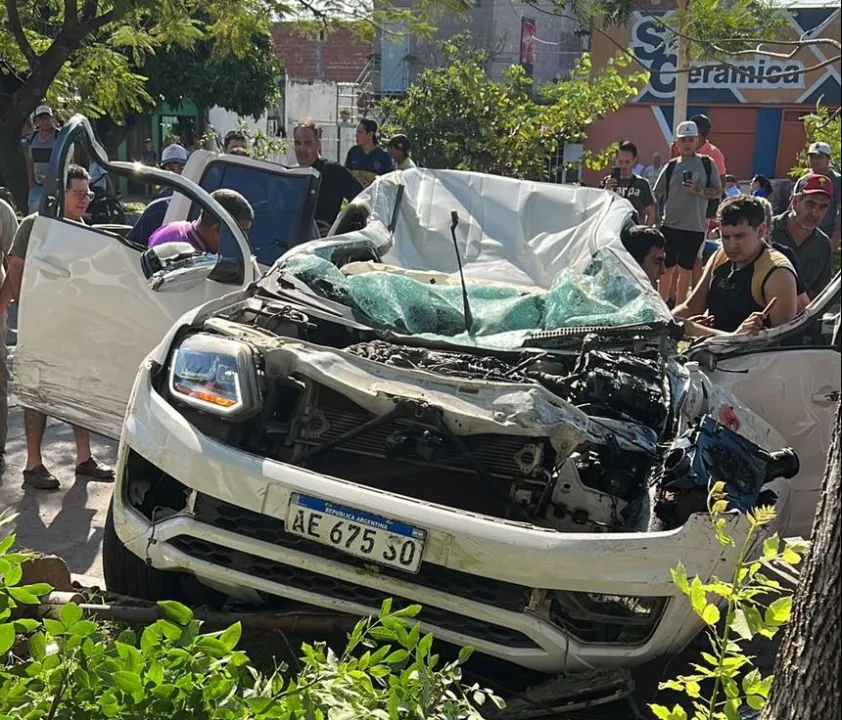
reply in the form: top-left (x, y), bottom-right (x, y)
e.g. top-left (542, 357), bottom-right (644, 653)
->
top-left (102, 500), bottom-right (174, 600)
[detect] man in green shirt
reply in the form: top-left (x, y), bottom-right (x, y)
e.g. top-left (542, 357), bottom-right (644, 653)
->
top-left (0, 165), bottom-right (115, 490)
top-left (767, 173), bottom-right (833, 300)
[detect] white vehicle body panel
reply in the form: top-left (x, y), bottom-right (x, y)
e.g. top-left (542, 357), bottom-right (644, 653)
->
top-left (705, 348), bottom-right (838, 537)
top-left (15, 214), bottom-right (252, 439)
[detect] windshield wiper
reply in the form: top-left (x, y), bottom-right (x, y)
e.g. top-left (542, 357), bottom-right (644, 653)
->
top-left (450, 210), bottom-right (474, 333)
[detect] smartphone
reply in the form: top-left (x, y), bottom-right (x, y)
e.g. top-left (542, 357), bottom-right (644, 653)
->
top-left (682, 170), bottom-right (693, 183)
top-left (611, 167), bottom-right (622, 182)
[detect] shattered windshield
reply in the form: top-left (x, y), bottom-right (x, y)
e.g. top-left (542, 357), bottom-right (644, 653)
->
top-left (265, 170), bottom-right (671, 350)
top-left (274, 248), bottom-right (665, 349)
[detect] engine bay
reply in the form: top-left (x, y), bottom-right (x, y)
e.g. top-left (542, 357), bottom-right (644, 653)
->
top-left (171, 293), bottom-right (797, 534)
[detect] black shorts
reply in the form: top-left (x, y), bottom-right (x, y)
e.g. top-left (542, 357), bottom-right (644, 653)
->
top-left (662, 226), bottom-right (706, 271)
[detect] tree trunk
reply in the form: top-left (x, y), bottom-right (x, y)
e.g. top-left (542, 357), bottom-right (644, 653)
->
top-left (96, 115), bottom-right (141, 160)
top-left (0, 121), bottom-right (30, 213)
top-left (761, 401), bottom-right (841, 720)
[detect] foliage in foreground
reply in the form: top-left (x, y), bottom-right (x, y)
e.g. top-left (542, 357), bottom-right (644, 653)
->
top-left (650, 482), bottom-right (805, 720)
top-left (0, 514), bottom-right (501, 719)
top-left (379, 34), bottom-right (649, 182)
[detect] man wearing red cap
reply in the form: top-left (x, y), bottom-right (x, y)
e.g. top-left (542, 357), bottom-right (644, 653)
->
top-left (768, 173), bottom-right (834, 299)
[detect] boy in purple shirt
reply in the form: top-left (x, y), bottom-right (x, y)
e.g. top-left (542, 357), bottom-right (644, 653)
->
top-left (147, 189), bottom-right (254, 253)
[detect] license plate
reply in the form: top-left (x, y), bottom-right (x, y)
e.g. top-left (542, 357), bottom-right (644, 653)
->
top-left (286, 493), bottom-right (428, 573)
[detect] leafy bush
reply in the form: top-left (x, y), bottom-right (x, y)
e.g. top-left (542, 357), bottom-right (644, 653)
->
top-left (650, 482), bottom-right (805, 720)
top-left (0, 513), bottom-right (503, 719)
top-left (379, 34), bottom-right (649, 182)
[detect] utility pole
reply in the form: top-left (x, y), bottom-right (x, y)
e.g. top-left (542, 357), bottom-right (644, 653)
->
top-left (673, 0), bottom-right (691, 136)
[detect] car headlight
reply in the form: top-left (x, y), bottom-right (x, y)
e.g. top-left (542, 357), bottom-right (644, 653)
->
top-left (168, 334), bottom-right (261, 419)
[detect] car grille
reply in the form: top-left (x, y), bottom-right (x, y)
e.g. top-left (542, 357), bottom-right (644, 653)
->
top-left (192, 493), bottom-right (532, 613)
top-left (169, 535), bottom-right (540, 649)
top-left (297, 386), bottom-right (549, 480)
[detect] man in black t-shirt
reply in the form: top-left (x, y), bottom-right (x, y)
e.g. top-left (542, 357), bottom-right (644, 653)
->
top-left (294, 120), bottom-right (364, 236)
top-left (602, 140), bottom-right (657, 226)
top-left (344, 119), bottom-right (393, 187)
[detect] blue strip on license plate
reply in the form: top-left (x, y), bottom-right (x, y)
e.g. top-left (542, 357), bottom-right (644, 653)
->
top-left (290, 493), bottom-right (427, 541)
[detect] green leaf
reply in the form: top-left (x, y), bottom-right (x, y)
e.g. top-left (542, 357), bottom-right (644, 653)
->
top-left (147, 660), bottom-right (164, 685)
top-left (8, 587), bottom-right (39, 605)
top-left (29, 632), bottom-right (47, 661)
top-left (68, 620), bottom-right (97, 638)
top-left (747, 694), bottom-right (766, 710)
top-left (650, 706), bottom-right (672, 720)
top-left (781, 544), bottom-right (803, 566)
top-left (688, 578), bottom-right (706, 615)
top-left (457, 646), bottom-right (474, 664)
top-left (701, 604), bottom-right (720, 626)
top-left (762, 534), bottom-right (780, 560)
top-left (60, 603), bottom-right (83, 628)
top-left (157, 600), bottom-right (193, 625)
top-left (113, 670), bottom-right (143, 695)
top-left (43, 619), bottom-right (66, 636)
top-left (731, 608), bottom-right (754, 640)
top-left (742, 668), bottom-right (763, 695)
top-left (417, 632), bottom-right (434, 658)
top-left (671, 563), bottom-right (690, 593)
top-left (384, 649), bottom-right (409, 664)
top-left (766, 596), bottom-right (792, 626)
top-left (0, 623), bottom-right (15, 655)
top-left (116, 641), bottom-right (144, 669)
top-left (218, 622), bottom-right (242, 651)
top-left (0, 534), bottom-right (15, 555)
top-left (13, 618), bottom-right (41, 633)
top-left (723, 698), bottom-right (741, 720)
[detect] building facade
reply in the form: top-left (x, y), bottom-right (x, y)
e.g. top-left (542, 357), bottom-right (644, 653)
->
top-left (583, 0), bottom-right (841, 185)
top-left (379, 0), bottom-right (586, 94)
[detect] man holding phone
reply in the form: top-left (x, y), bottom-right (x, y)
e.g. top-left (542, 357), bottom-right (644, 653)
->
top-left (602, 141), bottom-right (657, 226)
top-left (653, 120), bottom-right (722, 306)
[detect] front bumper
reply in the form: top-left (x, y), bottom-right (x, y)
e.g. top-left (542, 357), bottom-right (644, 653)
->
top-left (115, 363), bottom-right (754, 674)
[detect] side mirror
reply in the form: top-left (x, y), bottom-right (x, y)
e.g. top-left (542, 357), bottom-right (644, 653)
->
top-left (141, 241), bottom-right (199, 279)
top-left (141, 242), bottom-right (218, 292)
top-left (148, 254), bottom-right (219, 292)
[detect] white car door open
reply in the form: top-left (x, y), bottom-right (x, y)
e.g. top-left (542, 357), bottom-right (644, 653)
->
top-left (15, 117), bottom-right (254, 440)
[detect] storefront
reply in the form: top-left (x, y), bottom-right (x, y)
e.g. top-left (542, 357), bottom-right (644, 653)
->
top-left (583, 0), bottom-right (841, 186)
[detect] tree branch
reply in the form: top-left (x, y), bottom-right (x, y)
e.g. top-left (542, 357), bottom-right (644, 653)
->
top-left (5, 0), bottom-right (38, 68)
top-left (80, 0), bottom-right (99, 23)
top-left (65, 0), bottom-right (78, 28)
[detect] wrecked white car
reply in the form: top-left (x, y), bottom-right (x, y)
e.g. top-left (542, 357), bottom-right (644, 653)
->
top-left (14, 116), bottom-right (840, 678)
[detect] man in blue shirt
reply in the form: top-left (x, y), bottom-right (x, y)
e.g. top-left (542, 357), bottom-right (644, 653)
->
top-left (344, 119), bottom-right (392, 187)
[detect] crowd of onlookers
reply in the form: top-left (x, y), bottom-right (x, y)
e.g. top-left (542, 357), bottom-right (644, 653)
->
top-left (603, 113), bottom-right (839, 341)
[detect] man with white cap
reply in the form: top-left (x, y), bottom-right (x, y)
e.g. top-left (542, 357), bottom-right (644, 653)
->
top-left (793, 141), bottom-right (840, 249)
top-left (653, 120), bottom-right (722, 306)
top-left (126, 143), bottom-right (189, 246)
top-left (26, 104), bottom-right (59, 213)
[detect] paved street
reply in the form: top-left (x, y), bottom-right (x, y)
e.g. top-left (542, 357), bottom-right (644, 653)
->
top-left (0, 326), bottom-right (116, 586)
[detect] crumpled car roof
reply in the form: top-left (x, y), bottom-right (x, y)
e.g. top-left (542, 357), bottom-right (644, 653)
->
top-left (278, 169), bottom-right (672, 348)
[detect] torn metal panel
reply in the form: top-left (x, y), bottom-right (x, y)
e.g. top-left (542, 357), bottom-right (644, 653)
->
top-left (259, 338), bottom-right (592, 456)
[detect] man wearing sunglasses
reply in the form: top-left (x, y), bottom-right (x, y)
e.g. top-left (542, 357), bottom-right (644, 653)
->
top-left (0, 164), bottom-right (115, 489)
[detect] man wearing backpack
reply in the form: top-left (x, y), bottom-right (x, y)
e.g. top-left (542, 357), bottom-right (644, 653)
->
top-left (653, 120), bottom-right (722, 306)
top-left (26, 105), bottom-right (60, 213)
